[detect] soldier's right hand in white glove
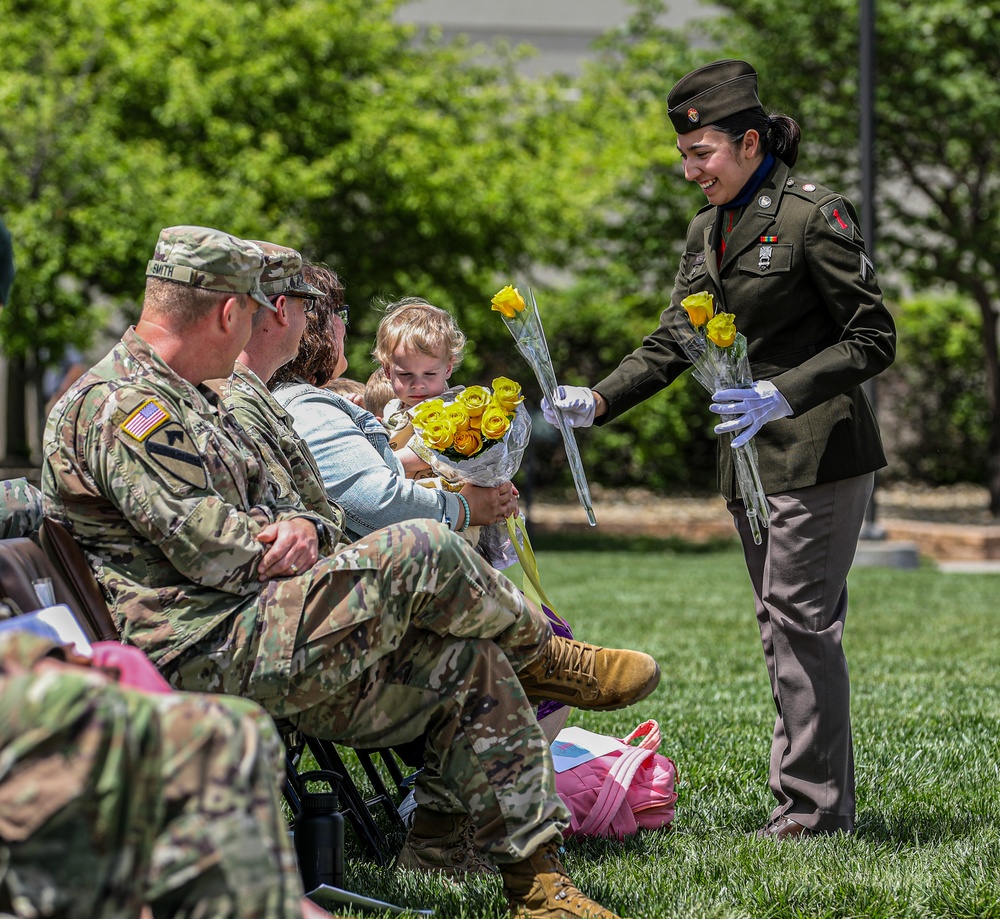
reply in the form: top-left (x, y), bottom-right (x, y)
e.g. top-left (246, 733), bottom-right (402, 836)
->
top-left (540, 385), bottom-right (597, 429)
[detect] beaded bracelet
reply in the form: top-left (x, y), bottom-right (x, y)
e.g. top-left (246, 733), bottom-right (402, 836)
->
top-left (456, 493), bottom-right (472, 532)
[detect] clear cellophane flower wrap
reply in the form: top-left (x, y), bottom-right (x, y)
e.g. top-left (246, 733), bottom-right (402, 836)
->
top-left (409, 385), bottom-right (532, 568)
top-left (668, 292), bottom-right (770, 545)
top-left (491, 283), bottom-right (597, 526)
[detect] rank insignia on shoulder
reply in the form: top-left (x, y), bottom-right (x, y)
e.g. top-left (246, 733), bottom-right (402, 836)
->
top-left (121, 399), bottom-right (170, 441)
top-left (860, 251), bottom-right (877, 282)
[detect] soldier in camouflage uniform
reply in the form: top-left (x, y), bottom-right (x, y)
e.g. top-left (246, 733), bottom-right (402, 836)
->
top-left (0, 478), bottom-right (43, 540)
top-left (41, 226), bottom-right (660, 919)
top-left (212, 245), bottom-right (482, 877)
top-left (0, 628), bottom-right (322, 919)
top-left (206, 243), bottom-right (344, 542)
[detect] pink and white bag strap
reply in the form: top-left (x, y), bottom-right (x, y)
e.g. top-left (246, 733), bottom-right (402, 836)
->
top-left (576, 725), bottom-right (657, 837)
top-left (622, 719), bottom-right (661, 751)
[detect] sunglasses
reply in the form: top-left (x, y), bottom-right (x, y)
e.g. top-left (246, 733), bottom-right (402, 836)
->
top-left (334, 304), bottom-right (350, 329)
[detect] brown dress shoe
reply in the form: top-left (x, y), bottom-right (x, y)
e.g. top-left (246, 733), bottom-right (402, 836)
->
top-left (755, 815), bottom-right (814, 840)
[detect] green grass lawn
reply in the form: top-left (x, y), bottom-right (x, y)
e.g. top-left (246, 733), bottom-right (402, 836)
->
top-left (336, 537), bottom-right (1000, 918)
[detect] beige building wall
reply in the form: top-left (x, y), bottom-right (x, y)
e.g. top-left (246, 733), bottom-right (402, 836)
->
top-left (396, 0), bottom-right (710, 76)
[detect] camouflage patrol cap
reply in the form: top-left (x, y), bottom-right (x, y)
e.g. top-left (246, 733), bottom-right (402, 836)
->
top-left (145, 225), bottom-right (275, 312)
top-left (668, 59), bottom-right (762, 134)
top-left (251, 241), bottom-right (325, 298)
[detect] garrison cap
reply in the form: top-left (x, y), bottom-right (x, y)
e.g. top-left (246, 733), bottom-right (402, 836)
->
top-left (668, 59), bottom-right (762, 134)
top-left (251, 241), bottom-right (325, 299)
top-left (145, 225), bottom-right (274, 311)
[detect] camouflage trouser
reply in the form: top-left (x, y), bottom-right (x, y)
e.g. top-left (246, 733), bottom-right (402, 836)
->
top-left (171, 520), bottom-right (570, 862)
top-left (0, 665), bottom-right (302, 919)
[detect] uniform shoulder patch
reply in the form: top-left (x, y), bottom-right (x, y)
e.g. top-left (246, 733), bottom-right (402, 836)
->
top-left (121, 399), bottom-right (170, 441)
top-left (820, 198), bottom-right (857, 239)
top-left (144, 422), bottom-right (208, 490)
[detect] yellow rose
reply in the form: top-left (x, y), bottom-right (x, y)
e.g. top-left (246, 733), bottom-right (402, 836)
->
top-left (491, 285), bottom-right (526, 319)
top-left (411, 398), bottom-right (447, 427)
top-left (416, 418), bottom-right (455, 451)
top-left (452, 427), bottom-right (483, 457)
top-left (480, 405), bottom-right (512, 440)
top-left (706, 312), bottom-right (737, 348)
top-left (491, 376), bottom-right (524, 412)
top-left (681, 291), bottom-right (714, 328)
top-left (456, 385), bottom-right (492, 417)
top-left (443, 403), bottom-right (470, 431)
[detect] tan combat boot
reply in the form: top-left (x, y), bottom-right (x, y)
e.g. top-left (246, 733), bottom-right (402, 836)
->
top-left (517, 636), bottom-right (660, 712)
top-left (395, 808), bottom-right (496, 878)
top-left (500, 840), bottom-right (622, 919)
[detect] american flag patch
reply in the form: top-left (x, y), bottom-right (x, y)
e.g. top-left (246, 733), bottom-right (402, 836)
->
top-left (121, 399), bottom-right (169, 440)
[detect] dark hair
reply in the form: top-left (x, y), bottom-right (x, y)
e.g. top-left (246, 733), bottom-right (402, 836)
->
top-left (270, 264), bottom-right (344, 388)
top-left (713, 107), bottom-right (801, 167)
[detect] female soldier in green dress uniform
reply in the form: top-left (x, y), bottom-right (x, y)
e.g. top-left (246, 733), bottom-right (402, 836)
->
top-left (543, 59), bottom-right (896, 839)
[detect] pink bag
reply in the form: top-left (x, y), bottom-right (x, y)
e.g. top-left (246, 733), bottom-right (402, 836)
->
top-left (554, 720), bottom-right (677, 839)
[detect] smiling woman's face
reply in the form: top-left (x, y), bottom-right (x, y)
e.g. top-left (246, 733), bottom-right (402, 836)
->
top-left (677, 126), bottom-right (760, 206)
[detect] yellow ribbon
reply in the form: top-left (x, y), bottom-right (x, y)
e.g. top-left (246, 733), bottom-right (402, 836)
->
top-left (506, 515), bottom-right (571, 633)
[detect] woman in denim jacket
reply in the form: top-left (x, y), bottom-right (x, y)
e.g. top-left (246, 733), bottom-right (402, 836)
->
top-left (270, 267), bottom-right (516, 543)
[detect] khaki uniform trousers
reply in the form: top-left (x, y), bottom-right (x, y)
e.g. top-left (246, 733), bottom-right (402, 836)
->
top-left (730, 473), bottom-right (874, 833)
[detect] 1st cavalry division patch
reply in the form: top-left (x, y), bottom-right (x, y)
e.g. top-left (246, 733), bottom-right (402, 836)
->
top-left (144, 423), bottom-right (208, 490)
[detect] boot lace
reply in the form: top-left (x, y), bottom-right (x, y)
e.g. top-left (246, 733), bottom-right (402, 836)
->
top-left (540, 638), bottom-right (597, 687)
top-left (455, 816), bottom-right (495, 873)
top-left (539, 846), bottom-right (612, 916)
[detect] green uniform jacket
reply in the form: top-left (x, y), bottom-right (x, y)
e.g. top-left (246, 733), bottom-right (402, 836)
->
top-left (211, 362), bottom-right (347, 545)
top-left (40, 328), bottom-right (330, 685)
top-left (594, 159), bottom-right (896, 499)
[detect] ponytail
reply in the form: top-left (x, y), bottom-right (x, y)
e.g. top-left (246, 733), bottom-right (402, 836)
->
top-left (712, 108), bottom-right (802, 168)
top-left (765, 114), bottom-right (801, 168)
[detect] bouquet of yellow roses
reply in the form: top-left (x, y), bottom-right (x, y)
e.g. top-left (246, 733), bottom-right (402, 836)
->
top-left (409, 378), bottom-right (532, 568)
top-left (671, 291), bottom-right (770, 545)
top-left (408, 377), bottom-right (531, 483)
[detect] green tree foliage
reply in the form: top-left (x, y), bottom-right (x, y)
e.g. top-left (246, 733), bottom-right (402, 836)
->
top-left (0, 0), bottom-right (594, 456)
top-left (517, 4), bottom-right (719, 495)
top-left (880, 292), bottom-right (990, 485)
top-left (536, 0), bottom-right (1000, 506)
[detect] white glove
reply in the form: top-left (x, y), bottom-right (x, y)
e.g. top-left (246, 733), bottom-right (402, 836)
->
top-left (711, 380), bottom-right (792, 448)
top-left (540, 385), bottom-right (597, 429)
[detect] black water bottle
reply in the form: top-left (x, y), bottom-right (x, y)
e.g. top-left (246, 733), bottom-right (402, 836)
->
top-left (293, 770), bottom-right (344, 892)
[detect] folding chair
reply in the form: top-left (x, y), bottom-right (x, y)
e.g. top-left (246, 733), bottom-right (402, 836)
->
top-left (282, 729), bottom-right (416, 867)
top-left (0, 528), bottom-right (117, 640)
top-left (0, 521), bottom-right (415, 869)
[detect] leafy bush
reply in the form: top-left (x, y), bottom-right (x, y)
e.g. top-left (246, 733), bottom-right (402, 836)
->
top-left (881, 292), bottom-right (990, 485)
